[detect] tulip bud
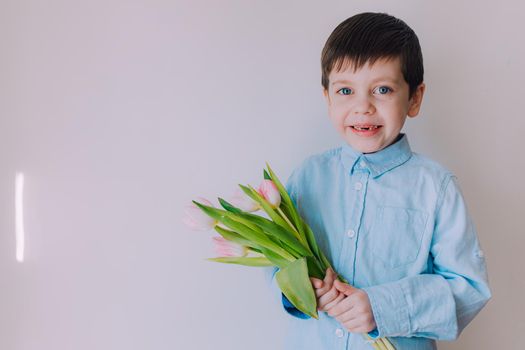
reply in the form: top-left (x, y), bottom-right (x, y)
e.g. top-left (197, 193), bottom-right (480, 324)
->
top-left (212, 237), bottom-right (247, 257)
top-left (258, 179), bottom-right (281, 208)
top-left (229, 188), bottom-right (260, 212)
top-left (182, 197), bottom-right (217, 231)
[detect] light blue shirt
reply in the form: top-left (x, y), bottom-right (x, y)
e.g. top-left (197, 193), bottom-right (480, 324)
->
top-left (272, 133), bottom-right (491, 350)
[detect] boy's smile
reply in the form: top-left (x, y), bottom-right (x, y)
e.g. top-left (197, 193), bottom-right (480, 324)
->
top-left (323, 57), bottom-right (425, 154)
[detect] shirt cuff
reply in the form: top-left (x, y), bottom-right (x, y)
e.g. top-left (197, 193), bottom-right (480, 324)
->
top-left (282, 293), bottom-right (311, 319)
top-left (367, 329), bottom-right (380, 339)
top-left (363, 281), bottom-right (411, 337)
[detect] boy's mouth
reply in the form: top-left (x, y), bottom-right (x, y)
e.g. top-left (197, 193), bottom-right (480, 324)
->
top-left (348, 124), bottom-right (383, 137)
top-left (350, 125), bottom-right (382, 131)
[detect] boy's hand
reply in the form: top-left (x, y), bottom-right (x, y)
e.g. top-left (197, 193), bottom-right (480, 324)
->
top-left (310, 268), bottom-right (345, 311)
top-left (326, 280), bottom-right (377, 333)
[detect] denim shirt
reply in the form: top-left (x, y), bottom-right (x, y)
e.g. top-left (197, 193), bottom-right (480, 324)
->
top-left (272, 134), bottom-right (491, 350)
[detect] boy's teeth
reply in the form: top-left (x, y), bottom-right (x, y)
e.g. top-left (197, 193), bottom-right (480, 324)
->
top-left (354, 125), bottom-right (379, 130)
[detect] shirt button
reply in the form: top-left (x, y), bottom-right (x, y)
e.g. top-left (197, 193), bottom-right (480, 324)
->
top-left (346, 229), bottom-right (356, 238)
top-left (354, 182), bottom-right (363, 191)
top-left (335, 328), bottom-right (344, 338)
top-left (359, 160), bottom-right (366, 168)
top-left (476, 250), bottom-right (485, 258)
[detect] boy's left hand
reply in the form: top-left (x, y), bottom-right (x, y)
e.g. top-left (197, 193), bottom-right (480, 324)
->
top-left (325, 280), bottom-right (377, 334)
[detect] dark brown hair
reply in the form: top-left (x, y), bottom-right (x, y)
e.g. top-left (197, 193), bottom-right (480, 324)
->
top-left (321, 12), bottom-right (424, 99)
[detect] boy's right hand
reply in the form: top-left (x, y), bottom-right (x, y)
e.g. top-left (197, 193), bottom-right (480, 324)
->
top-left (310, 268), bottom-right (345, 312)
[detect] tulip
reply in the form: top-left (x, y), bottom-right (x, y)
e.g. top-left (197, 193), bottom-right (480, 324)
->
top-left (229, 188), bottom-right (260, 212)
top-left (258, 179), bottom-right (281, 208)
top-left (212, 237), bottom-right (247, 257)
top-left (182, 197), bottom-right (217, 231)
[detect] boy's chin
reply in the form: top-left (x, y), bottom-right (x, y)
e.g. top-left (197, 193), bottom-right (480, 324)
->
top-left (344, 132), bottom-right (403, 154)
top-left (346, 140), bottom-right (384, 154)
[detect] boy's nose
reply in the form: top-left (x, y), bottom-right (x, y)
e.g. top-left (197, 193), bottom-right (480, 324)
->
top-left (353, 95), bottom-right (375, 115)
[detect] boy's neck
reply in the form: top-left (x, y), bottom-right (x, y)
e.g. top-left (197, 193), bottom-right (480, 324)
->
top-left (361, 133), bottom-right (404, 155)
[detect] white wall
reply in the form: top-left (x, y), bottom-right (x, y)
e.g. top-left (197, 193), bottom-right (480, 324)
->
top-left (1, 1), bottom-right (523, 349)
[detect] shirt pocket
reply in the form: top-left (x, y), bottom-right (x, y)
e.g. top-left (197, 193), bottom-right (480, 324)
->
top-left (367, 206), bottom-right (429, 269)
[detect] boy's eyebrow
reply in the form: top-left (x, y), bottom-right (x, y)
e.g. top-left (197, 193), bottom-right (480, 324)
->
top-left (331, 77), bottom-right (401, 85)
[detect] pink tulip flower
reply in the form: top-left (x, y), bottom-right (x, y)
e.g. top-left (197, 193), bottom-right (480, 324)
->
top-left (258, 179), bottom-right (281, 208)
top-left (212, 237), bottom-right (247, 257)
top-left (229, 188), bottom-right (260, 212)
top-left (182, 197), bottom-right (217, 231)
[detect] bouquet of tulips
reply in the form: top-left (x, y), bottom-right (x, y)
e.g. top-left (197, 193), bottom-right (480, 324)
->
top-left (183, 163), bottom-right (395, 350)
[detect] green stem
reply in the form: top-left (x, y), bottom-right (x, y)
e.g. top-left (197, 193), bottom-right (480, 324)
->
top-left (376, 339), bottom-right (388, 350)
top-left (363, 335), bottom-right (395, 350)
top-left (363, 335), bottom-right (381, 350)
top-left (381, 338), bottom-right (396, 350)
top-left (276, 207), bottom-right (309, 247)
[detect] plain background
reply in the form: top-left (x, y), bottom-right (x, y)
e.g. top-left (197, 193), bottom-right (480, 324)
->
top-left (1, 0), bottom-right (523, 349)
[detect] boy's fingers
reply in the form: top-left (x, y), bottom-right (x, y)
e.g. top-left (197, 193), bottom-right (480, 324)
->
top-left (315, 270), bottom-right (333, 294)
top-left (315, 284), bottom-right (332, 297)
top-left (322, 292), bottom-right (345, 311)
top-left (336, 309), bottom-right (357, 323)
top-left (327, 296), bottom-right (354, 318)
top-left (315, 268), bottom-right (339, 296)
top-left (310, 278), bottom-right (324, 289)
top-left (323, 268), bottom-right (330, 282)
top-left (321, 269), bottom-right (334, 290)
top-left (325, 268), bottom-right (336, 284)
top-left (318, 286), bottom-right (339, 308)
top-left (334, 279), bottom-right (357, 296)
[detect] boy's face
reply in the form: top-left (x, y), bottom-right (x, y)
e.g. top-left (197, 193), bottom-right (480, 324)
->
top-left (323, 57), bottom-right (425, 154)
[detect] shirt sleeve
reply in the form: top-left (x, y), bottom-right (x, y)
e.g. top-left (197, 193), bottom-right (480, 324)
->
top-left (362, 175), bottom-right (492, 340)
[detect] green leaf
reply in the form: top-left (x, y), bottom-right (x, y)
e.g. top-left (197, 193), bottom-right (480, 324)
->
top-left (276, 257), bottom-right (318, 319)
top-left (218, 198), bottom-right (243, 214)
top-left (240, 212), bottom-right (311, 257)
top-left (263, 169), bottom-right (271, 180)
top-left (278, 199), bottom-right (295, 224)
top-left (278, 199), bottom-right (309, 247)
top-left (260, 165), bottom-right (332, 278)
top-left (303, 221), bottom-right (322, 262)
top-left (207, 256), bottom-right (274, 267)
top-left (306, 256), bottom-right (325, 280)
top-left (260, 247), bottom-right (291, 269)
top-left (264, 164), bottom-right (326, 266)
top-left (193, 201), bottom-right (294, 260)
top-left (318, 250), bottom-right (335, 276)
top-left (214, 226), bottom-right (260, 250)
top-left (192, 200), bottom-right (227, 221)
top-left (214, 197), bottom-right (308, 257)
top-left (250, 247), bottom-right (263, 254)
top-left (221, 216), bottom-right (295, 261)
top-left (265, 163), bottom-right (309, 245)
top-left (209, 198), bottom-right (312, 258)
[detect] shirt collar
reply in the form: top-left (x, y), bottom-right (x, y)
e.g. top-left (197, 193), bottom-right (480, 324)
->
top-left (340, 133), bottom-right (413, 178)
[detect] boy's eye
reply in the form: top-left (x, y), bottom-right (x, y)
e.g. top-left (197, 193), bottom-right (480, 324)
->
top-left (374, 86), bottom-right (392, 95)
top-left (337, 87), bottom-right (353, 95)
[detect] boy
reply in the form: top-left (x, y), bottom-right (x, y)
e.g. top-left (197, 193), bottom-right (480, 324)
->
top-left (275, 12), bottom-right (491, 349)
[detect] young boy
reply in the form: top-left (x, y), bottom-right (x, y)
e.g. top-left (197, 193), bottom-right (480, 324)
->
top-left (276, 12), bottom-right (491, 349)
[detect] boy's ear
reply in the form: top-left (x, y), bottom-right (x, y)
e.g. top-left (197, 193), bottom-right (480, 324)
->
top-left (407, 83), bottom-right (426, 118)
top-left (323, 88), bottom-right (331, 106)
